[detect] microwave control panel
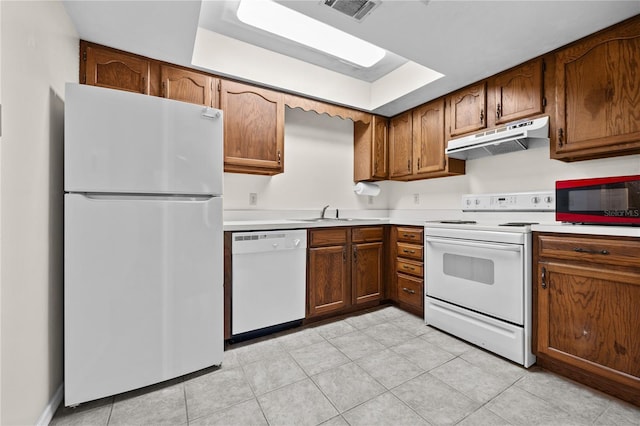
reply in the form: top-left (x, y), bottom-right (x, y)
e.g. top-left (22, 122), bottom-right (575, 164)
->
top-left (463, 191), bottom-right (555, 211)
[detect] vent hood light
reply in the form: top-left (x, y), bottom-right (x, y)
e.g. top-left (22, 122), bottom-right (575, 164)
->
top-left (236, 0), bottom-right (386, 68)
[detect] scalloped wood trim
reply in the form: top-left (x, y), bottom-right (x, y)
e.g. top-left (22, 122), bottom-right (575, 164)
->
top-left (284, 93), bottom-right (371, 123)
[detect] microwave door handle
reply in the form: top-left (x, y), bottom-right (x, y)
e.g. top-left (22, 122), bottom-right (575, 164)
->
top-left (426, 236), bottom-right (522, 252)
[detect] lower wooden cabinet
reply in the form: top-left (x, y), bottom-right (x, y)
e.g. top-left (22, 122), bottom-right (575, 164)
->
top-left (390, 226), bottom-right (424, 316)
top-left (307, 228), bottom-right (350, 318)
top-left (533, 232), bottom-right (640, 406)
top-left (307, 226), bottom-right (384, 319)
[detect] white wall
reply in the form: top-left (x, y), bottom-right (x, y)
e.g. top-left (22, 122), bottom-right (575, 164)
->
top-left (224, 107), bottom-right (389, 215)
top-left (0, 2), bottom-right (78, 424)
top-left (388, 141), bottom-right (640, 211)
top-left (225, 112), bottom-right (639, 217)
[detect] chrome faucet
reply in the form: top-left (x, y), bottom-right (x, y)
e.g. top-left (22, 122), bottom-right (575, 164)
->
top-left (321, 205), bottom-right (330, 219)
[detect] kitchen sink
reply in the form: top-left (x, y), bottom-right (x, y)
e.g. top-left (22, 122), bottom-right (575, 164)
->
top-left (292, 217), bottom-right (355, 222)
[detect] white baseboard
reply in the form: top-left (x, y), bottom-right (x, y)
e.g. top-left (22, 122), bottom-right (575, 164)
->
top-left (37, 383), bottom-right (63, 426)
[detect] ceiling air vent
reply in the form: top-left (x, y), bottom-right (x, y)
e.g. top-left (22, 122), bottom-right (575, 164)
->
top-left (323, 0), bottom-right (380, 21)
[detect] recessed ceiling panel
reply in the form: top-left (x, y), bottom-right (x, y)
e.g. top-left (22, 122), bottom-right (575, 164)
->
top-left (198, 0), bottom-right (408, 82)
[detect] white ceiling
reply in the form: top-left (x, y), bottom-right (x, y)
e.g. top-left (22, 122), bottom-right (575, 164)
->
top-left (63, 1), bottom-right (640, 117)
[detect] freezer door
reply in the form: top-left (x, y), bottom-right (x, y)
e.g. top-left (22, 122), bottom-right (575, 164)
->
top-left (65, 83), bottom-right (223, 195)
top-left (64, 193), bottom-right (223, 406)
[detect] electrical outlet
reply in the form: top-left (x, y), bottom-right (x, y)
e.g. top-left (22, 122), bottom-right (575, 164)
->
top-left (249, 193), bottom-right (258, 206)
top-left (413, 193), bottom-right (420, 204)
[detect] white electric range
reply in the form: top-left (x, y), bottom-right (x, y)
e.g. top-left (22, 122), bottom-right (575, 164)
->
top-left (424, 191), bottom-right (554, 367)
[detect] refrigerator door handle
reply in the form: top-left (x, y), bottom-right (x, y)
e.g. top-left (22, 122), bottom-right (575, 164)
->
top-left (201, 108), bottom-right (221, 120)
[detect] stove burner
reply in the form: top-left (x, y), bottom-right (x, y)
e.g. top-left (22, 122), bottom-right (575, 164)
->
top-left (499, 222), bottom-right (539, 227)
top-left (438, 220), bottom-right (477, 224)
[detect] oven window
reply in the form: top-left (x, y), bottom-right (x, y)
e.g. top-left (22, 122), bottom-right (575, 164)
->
top-left (443, 253), bottom-right (494, 285)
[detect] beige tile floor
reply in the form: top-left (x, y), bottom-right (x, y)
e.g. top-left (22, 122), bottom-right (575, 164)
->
top-left (51, 306), bottom-right (640, 425)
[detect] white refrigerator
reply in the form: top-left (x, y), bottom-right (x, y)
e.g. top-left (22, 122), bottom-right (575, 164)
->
top-left (64, 83), bottom-right (224, 406)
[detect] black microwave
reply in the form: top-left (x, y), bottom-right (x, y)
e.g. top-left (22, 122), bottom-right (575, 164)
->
top-left (556, 175), bottom-right (640, 225)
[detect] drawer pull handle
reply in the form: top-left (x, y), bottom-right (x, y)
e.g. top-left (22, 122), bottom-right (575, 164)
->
top-left (403, 234), bottom-right (415, 239)
top-left (573, 247), bottom-right (610, 255)
top-left (402, 265), bottom-right (416, 271)
top-left (403, 249), bottom-right (416, 254)
top-left (402, 287), bottom-right (416, 295)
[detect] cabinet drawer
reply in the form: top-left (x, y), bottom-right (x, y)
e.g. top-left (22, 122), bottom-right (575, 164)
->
top-left (352, 226), bottom-right (384, 243)
top-left (397, 273), bottom-right (423, 310)
top-left (397, 227), bottom-right (424, 243)
top-left (538, 234), bottom-right (640, 268)
top-left (309, 228), bottom-right (348, 247)
top-left (396, 258), bottom-right (423, 277)
top-left (397, 242), bottom-right (423, 261)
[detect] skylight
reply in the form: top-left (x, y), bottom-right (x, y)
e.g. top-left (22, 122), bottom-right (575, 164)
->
top-left (236, 0), bottom-right (386, 68)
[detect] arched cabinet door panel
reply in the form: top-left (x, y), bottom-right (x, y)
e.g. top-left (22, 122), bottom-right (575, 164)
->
top-left (220, 80), bottom-right (285, 175)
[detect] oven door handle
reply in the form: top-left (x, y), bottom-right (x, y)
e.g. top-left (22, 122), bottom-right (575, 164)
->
top-left (426, 236), bottom-right (522, 252)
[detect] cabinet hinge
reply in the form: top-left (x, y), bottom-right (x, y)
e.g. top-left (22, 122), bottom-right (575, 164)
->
top-left (82, 50), bottom-right (87, 62)
top-left (542, 97), bottom-right (547, 107)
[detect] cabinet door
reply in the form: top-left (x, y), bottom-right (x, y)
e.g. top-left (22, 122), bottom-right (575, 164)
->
top-left (352, 242), bottom-right (383, 305)
top-left (493, 59), bottom-right (543, 125)
top-left (353, 115), bottom-right (388, 181)
top-left (388, 111), bottom-right (413, 179)
top-left (308, 245), bottom-right (350, 318)
top-left (447, 82), bottom-right (487, 137)
top-left (413, 99), bottom-right (446, 175)
top-left (536, 262), bottom-right (640, 388)
top-left (221, 80), bottom-right (285, 175)
top-left (83, 44), bottom-right (150, 94)
top-left (372, 116), bottom-right (389, 179)
top-left (555, 19), bottom-right (640, 157)
top-left (160, 65), bottom-right (216, 107)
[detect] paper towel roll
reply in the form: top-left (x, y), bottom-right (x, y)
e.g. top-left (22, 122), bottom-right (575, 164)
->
top-left (353, 182), bottom-right (381, 196)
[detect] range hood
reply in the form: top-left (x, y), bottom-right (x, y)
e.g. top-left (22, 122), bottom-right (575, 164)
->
top-left (446, 116), bottom-right (549, 160)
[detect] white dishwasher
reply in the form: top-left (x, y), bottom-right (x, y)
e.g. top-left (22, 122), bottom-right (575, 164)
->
top-left (232, 229), bottom-right (307, 336)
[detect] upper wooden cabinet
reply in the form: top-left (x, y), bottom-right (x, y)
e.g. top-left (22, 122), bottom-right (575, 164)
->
top-left (354, 115), bottom-right (388, 181)
top-left (553, 17), bottom-right (640, 161)
top-left (413, 99), bottom-right (464, 177)
top-left (446, 82), bottom-right (487, 138)
top-left (492, 59), bottom-right (544, 125)
top-left (220, 80), bottom-right (285, 175)
top-left (388, 112), bottom-right (413, 179)
top-left (160, 65), bottom-right (218, 108)
top-left (81, 42), bottom-right (150, 95)
top-left (389, 101), bottom-right (465, 181)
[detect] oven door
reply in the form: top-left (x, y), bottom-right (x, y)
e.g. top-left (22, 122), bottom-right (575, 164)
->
top-left (425, 236), bottom-right (524, 325)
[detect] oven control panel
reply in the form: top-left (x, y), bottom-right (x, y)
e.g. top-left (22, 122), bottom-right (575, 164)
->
top-left (462, 191), bottom-right (555, 211)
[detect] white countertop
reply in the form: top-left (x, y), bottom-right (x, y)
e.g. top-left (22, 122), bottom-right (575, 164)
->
top-left (224, 218), bottom-right (390, 232)
top-left (532, 223), bottom-right (640, 238)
